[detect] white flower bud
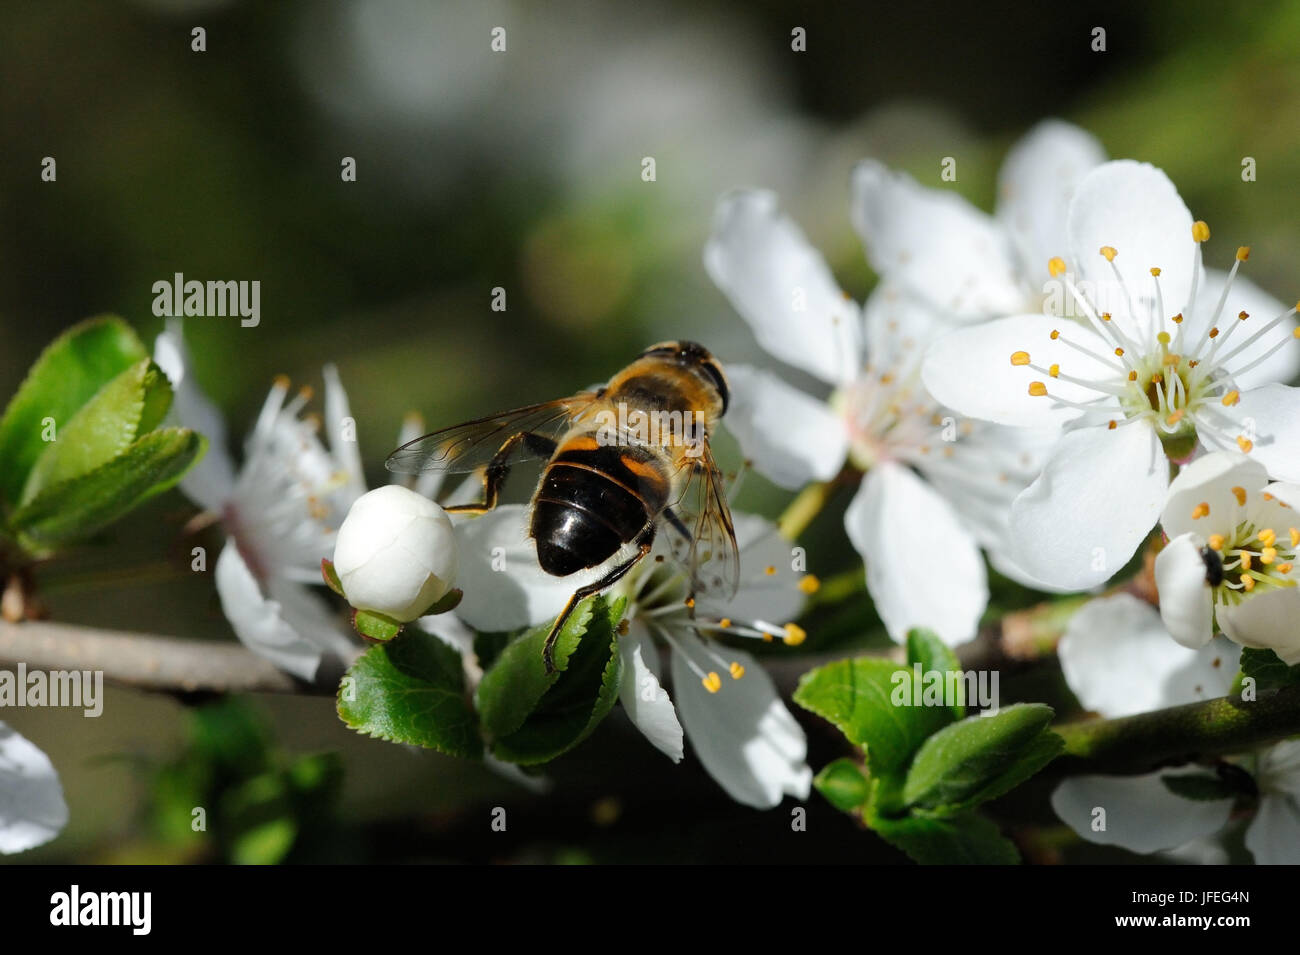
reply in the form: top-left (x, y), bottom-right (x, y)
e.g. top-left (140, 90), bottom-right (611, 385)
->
top-left (333, 485), bottom-right (458, 622)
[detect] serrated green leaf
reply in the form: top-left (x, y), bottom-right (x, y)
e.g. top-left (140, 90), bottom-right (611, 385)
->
top-left (902, 703), bottom-right (1056, 810)
top-left (476, 596), bottom-right (598, 739)
top-left (20, 358), bottom-right (173, 504)
top-left (905, 628), bottom-right (965, 720)
top-left (1160, 772), bottom-right (1239, 802)
top-left (10, 427), bottom-right (205, 555)
top-left (868, 810), bottom-right (1021, 865)
top-left (793, 657), bottom-right (951, 773)
top-left (813, 758), bottom-right (870, 812)
top-left (490, 596), bottom-right (625, 765)
top-left (337, 627), bottom-right (481, 757)
top-left (1238, 648), bottom-right (1300, 691)
top-left (0, 315), bottom-right (147, 512)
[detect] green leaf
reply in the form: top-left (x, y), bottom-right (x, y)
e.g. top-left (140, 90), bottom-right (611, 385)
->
top-left (923, 730), bottom-right (1064, 816)
top-left (0, 315), bottom-right (147, 512)
top-left (902, 703), bottom-right (1056, 811)
top-left (476, 596), bottom-right (598, 739)
top-left (337, 627), bottom-right (481, 758)
top-left (9, 427), bottom-right (205, 555)
top-left (813, 758), bottom-right (870, 812)
top-left (1160, 772), bottom-right (1239, 802)
top-left (793, 657), bottom-right (951, 773)
top-left (352, 609), bottom-right (403, 642)
top-left (1238, 648), bottom-right (1300, 691)
top-left (868, 810), bottom-right (1021, 865)
top-left (489, 596), bottom-right (625, 765)
top-left (20, 358), bottom-right (173, 504)
top-left (905, 628), bottom-right (965, 720)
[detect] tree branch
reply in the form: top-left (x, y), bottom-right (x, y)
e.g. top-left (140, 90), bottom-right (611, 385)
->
top-left (0, 620), bottom-right (318, 695)
top-left (1054, 685), bottom-right (1300, 774)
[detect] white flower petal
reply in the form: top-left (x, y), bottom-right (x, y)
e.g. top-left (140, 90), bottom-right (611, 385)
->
top-left (921, 314), bottom-right (1112, 428)
top-left (722, 365), bottom-right (847, 490)
top-left (1050, 771), bottom-right (1233, 854)
top-left (214, 544), bottom-right (356, 682)
top-left (153, 320), bottom-right (237, 511)
top-left (698, 512), bottom-right (805, 625)
top-left (851, 160), bottom-right (1024, 321)
top-left (618, 624), bottom-right (684, 762)
top-left (1010, 423), bottom-right (1168, 590)
top-left (1160, 451), bottom-right (1265, 540)
top-left (451, 505), bottom-right (608, 631)
top-left (845, 463), bottom-right (987, 647)
top-left (323, 364), bottom-right (367, 504)
top-left (670, 637), bottom-right (810, 808)
top-left (1228, 384), bottom-right (1300, 482)
top-left (1218, 588), bottom-right (1300, 665)
top-left (1246, 793), bottom-right (1300, 864)
top-left (996, 120), bottom-right (1107, 287)
top-left (1068, 161), bottom-right (1201, 330)
top-left (1153, 534), bottom-right (1216, 650)
top-left (0, 723), bottom-right (68, 855)
top-left (1059, 593), bottom-right (1232, 718)
top-left (1201, 271), bottom-right (1300, 390)
top-left (705, 190), bottom-right (863, 385)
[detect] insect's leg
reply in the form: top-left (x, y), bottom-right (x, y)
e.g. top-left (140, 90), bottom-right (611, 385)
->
top-left (542, 533), bottom-right (653, 674)
top-left (444, 432), bottom-right (557, 515)
top-left (660, 505), bottom-right (697, 618)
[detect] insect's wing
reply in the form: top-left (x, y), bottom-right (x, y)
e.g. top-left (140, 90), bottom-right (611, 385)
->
top-left (664, 442), bottom-right (740, 600)
top-left (385, 394), bottom-right (600, 474)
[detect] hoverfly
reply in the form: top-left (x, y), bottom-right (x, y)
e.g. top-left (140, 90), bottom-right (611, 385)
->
top-left (386, 340), bottom-right (739, 672)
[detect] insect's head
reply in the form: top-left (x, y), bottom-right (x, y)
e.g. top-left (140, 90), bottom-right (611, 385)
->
top-left (639, 340), bottom-right (730, 415)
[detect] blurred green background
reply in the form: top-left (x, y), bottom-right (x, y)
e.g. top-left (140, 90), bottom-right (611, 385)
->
top-left (2, 0), bottom-right (1298, 863)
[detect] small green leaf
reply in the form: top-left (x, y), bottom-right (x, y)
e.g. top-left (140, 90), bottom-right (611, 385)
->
top-left (1161, 772), bottom-right (1240, 802)
top-left (422, 587), bottom-right (463, 615)
top-left (476, 597), bottom-right (598, 740)
top-left (813, 758), bottom-right (870, 812)
top-left (905, 628), bottom-right (965, 720)
top-left (0, 315), bottom-right (147, 512)
top-left (868, 810), bottom-right (1021, 865)
top-left (902, 703), bottom-right (1056, 811)
top-left (10, 427), bottom-right (205, 555)
top-left (352, 608), bottom-right (403, 642)
top-left (921, 730), bottom-right (1064, 816)
top-left (489, 596), bottom-right (626, 765)
top-left (793, 657), bottom-right (951, 773)
top-left (337, 628), bottom-right (481, 757)
top-left (20, 358), bottom-right (173, 504)
top-left (1238, 648), bottom-right (1300, 691)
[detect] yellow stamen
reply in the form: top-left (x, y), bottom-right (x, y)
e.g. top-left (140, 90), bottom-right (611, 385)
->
top-left (1192, 502), bottom-right (1210, 520)
top-left (702, 672), bottom-right (722, 693)
top-left (1192, 220), bottom-right (1211, 242)
top-left (1107, 420), bottom-right (1117, 430)
top-left (1172, 313), bottom-right (1184, 324)
top-left (1049, 363), bottom-right (1060, 378)
top-left (1050, 329), bottom-right (1061, 340)
top-left (1048, 256), bottom-right (1067, 277)
top-left (1100, 246), bottom-right (1117, 262)
top-left (1261, 547), bottom-right (1278, 565)
top-left (1237, 246), bottom-right (1251, 261)
top-left (1128, 370), bottom-right (1138, 382)
top-left (1222, 390), bottom-right (1240, 406)
top-left (1231, 486), bottom-right (1247, 506)
top-left (1207, 534), bottom-right (1225, 551)
top-left (1242, 574), bottom-right (1255, 591)
top-left (729, 662), bottom-right (745, 680)
top-left (1238, 436), bottom-right (1253, 453)
top-left (1010, 351), bottom-right (1031, 366)
top-left (1166, 408), bottom-right (1185, 426)
top-left (1028, 381), bottom-right (1048, 397)
top-left (718, 617), bottom-right (732, 629)
top-left (684, 597), bottom-right (695, 609)
top-left (1278, 563), bottom-right (1294, 574)
top-left (764, 565), bottom-right (776, 576)
top-left (797, 575), bottom-right (820, 595)
top-left (1114, 347), bottom-right (1125, 357)
top-left (1150, 267), bottom-right (1162, 277)
top-left (1209, 327), bottom-right (1220, 339)
top-left (782, 623), bottom-right (807, 647)
top-left (1241, 552), bottom-right (1253, 571)
top-left (1259, 528), bottom-right (1276, 547)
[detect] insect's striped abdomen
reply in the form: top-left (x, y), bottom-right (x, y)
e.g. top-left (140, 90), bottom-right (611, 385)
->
top-left (531, 437), bottom-right (670, 577)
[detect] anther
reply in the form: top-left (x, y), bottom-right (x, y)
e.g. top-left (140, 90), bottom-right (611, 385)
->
top-left (1028, 382), bottom-right (1048, 397)
top-left (1100, 246), bottom-right (1117, 262)
top-left (1192, 221), bottom-right (1211, 242)
top-left (729, 662), bottom-right (745, 680)
top-left (797, 575), bottom-right (820, 595)
top-left (1231, 486), bottom-right (1247, 506)
top-left (1010, 351), bottom-right (1031, 366)
top-left (1222, 390), bottom-right (1240, 406)
top-left (1237, 246), bottom-right (1251, 261)
top-left (782, 624), bottom-right (807, 646)
top-left (1208, 534), bottom-right (1225, 550)
top-left (1192, 502), bottom-right (1210, 520)
top-left (1048, 256), bottom-right (1067, 277)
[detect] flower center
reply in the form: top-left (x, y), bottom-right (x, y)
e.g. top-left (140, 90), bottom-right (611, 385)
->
top-left (833, 368), bottom-right (937, 471)
top-left (1196, 507), bottom-right (1299, 606)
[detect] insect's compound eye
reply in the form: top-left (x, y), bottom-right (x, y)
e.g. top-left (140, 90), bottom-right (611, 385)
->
top-left (698, 359), bottom-right (729, 414)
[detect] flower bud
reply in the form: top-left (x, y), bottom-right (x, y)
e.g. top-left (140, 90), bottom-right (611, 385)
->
top-left (332, 485), bottom-right (458, 622)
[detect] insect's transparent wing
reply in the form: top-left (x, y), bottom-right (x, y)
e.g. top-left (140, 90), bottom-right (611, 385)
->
top-left (663, 444), bottom-right (740, 600)
top-left (384, 394), bottom-right (599, 474)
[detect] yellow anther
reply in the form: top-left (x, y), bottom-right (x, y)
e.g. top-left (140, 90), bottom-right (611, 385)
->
top-left (1261, 547), bottom-right (1278, 565)
top-left (1150, 267), bottom-right (1162, 277)
top-left (1050, 329), bottom-right (1061, 340)
top-left (685, 597), bottom-right (695, 609)
top-left (1107, 420), bottom-right (1118, 430)
top-left (1241, 551), bottom-right (1253, 571)
top-left (1166, 409), bottom-right (1185, 426)
top-left (272, 373), bottom-right (291, 388)
top-left (1259, 528), bottom-right (1277, 547)
top-left (1242, 574), bottom-right (1255, 592)
top-left (718, 617), bottom-right (732, 629)
top-left (702, 672), bottom-right (722, 693)
top-left (1100, 246), bottom-right (1117, 262)
top-left (729, 662), bottom-right (745, 680)
top-left (1222, 390), bottom-right (1240, 406)
top-left (1209, 327), bottom-right (1220, 339)
top-left (1049, 363), bottom-right (1060, 378)
top-left (1192, 502), bottom-right (1210, 520)
top-left (1163, 353), bottom-right (1181, 366)
top-left (1010, 350), bottom-right (1031, 366)
top-left (1237, 246), bottom-right (1251, 261)
top-left (1172, 313), bottom-right (1184, 324)
top-left (1028, 381), bottom-right (1048, 397)
top-left (764, 566), bottom-right (777, 577)
top-left (1150, 372), bottom-right (1164, 385)
top-left (1192, 220), bottom-right (1211, 242)
top-left (1048, 256), bottom-right (1067, 277)
top-left (1207, 534), bottom-right (1225, 551)
top-left (1291, 528), bottom-right (1300, 548)
top-left (1239, 311), bottom-right (1250, 321)
top-left (782, 623), bottom-right (807, 646)
top-left (1232, 486), bottom-right (1248, 506)
top-left (1157, 331), bottom-right (1171, 345)
top-left (1128, 370), bottom-right (1138, 381)
top-left (1101, 312), bottom-right (1113, 322)
top-left (299, 384), bottom-right (315, 401)
top-left (1294, 327), bottom-right (1300, 339)
top-left (1114, 347), bottom-right (1125, 357)
top-left (1239, 435), bottom-right (1256, 452)
top-left (797, 575), bottom-right (820, 595)
top-left (1279, 563), bottom-right (1294, 574)
top-left (1189, 360), bottom-right (1200, 368)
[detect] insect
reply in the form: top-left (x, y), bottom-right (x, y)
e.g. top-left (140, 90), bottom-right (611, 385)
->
top-left (1200, 545), bottom-right (1224, 587)
top-left (386, 340), bottom-right (739, 673)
